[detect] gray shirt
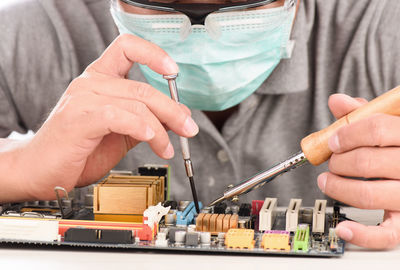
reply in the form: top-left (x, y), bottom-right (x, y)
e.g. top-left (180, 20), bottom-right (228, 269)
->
top-left (1, 0), bottom-right (400, 206)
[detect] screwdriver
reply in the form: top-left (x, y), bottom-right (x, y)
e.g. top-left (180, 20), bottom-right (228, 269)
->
top-left (209, 85), bottom-right (400, 206)
top-left (163, 74), bottom-right (200, 213)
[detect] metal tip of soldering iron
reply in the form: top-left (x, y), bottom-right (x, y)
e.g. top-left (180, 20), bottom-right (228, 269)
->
top-left (208, 196), bottom-right (225, 207)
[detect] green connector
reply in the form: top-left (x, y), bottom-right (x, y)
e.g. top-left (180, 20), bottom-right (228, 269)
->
top-left (293, 224), bottom-right (310, 252)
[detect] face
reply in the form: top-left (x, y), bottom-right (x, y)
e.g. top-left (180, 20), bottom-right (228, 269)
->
top-left (118, 0), bottom-right (287, 15)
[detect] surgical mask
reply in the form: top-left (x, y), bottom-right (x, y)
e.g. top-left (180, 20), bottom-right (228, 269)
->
top-left (111, 0), bottom-right (297, 111)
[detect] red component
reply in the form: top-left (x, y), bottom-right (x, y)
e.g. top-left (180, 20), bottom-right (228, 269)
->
top-left (137, 225), bottom-right (153, 241)
top-left (251, 200), bottom-right (264, 216)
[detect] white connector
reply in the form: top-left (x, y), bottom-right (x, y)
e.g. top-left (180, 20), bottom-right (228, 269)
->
top-left (259, 198), bottom-right (277, 231)
top-left (286, 199), bottom-right (302, 232)
top-left (0, 218), bottom-right (59, 242)
top-left (312, 200), bottom-right (327, 233)
top-left (155, 232), bottom-right (168, 247)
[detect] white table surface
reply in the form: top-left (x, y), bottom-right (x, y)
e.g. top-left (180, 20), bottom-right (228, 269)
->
top-left (1, 208), bottom-right (399, 270)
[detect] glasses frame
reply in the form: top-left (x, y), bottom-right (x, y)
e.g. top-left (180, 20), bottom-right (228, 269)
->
top-left (119, 0), bottom-right (282, 24)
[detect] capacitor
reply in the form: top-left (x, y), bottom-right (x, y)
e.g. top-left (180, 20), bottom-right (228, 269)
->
top-left (165, 213), bottom-right (175, 226)
top-left (200, 232), bottom-right (211, 245)
top-left (238, 220), bottom-right (246, 229)
top-left (175, 231), bottom-right (186, 244)
top-left (84, 194), bottom-right (93, 208)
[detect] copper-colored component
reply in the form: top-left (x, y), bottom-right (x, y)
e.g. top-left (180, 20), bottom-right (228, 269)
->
top-left (93, 174), bottom-right (165, 222)
top-left (216, 214), bottom-right (224, 233)
top-left (196, 213), bottom-right (205, 232)
top-left (195, 214), bottom-right (239, 235)
top-left (202, 214), bottom-right (212, 232)
top-left (229, 215), bottom-right (239, 229)
top-left (223, 214), bottom-right (231, 232)
top-left (209, 214), bottom-right (219, 233)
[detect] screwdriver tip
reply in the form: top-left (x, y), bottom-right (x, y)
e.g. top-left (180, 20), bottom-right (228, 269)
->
top-left (189, 176), bottom-right (200, 214)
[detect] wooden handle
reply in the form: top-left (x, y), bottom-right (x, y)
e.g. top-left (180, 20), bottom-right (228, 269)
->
top-left (301, 85), bottom-right (400, 166)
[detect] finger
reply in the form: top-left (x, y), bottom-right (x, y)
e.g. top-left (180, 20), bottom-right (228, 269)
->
top-left (180, 104), bottom-right (192, 116)
top-left (99, 97), bottom-right (175, 159)
top-left (86, 34), bottom-right (178, 78)
top-left (335, 215), bottom-right (400, 249)
top-left (82, 105), bottom-right (155, 143)
top-left (355, 97), bottom-right (369, 104)
top-left (317, 172), bottom-right (400, 210)
top-left (328, 114), bottom-right (400, 153)
top-left (329, 147), bottom-right (400, 179)
top-left (89, 77), bottom-right (198, 137)
top-left (328, 94), bottom-right (367, 119)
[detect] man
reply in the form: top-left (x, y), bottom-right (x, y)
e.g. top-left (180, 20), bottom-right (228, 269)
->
top-left (0, 0), bottom-right (399, 249)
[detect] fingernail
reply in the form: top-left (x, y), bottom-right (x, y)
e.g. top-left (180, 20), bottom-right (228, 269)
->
top-left (336, 227), bottom-right (353, 241)
top-left (162, 142), bottom-right (174, 159)
top-left (317, 173), bottom-right (327, 193)
top-left (328, 134), bottom-right (340, 152)
top-left (183, 117), bottom-right (199, 136)
top-left (145, 127), bottom-right (155, 140)
top-left (163, 57), bottom-right (179, 74)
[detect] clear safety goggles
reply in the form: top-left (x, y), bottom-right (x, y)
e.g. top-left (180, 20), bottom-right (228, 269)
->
top-left (118, 0), bottom-right (292, 24)
top-left (112, 0), bottom-right (297, 45)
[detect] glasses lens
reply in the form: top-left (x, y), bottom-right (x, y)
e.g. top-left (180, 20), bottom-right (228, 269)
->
top-left (112, 3), bottom-right (193, 46)
top-left (205, 5), bottom-right (293, 45)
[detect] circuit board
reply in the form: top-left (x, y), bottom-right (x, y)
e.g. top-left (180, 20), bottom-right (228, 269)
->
top-left (0, 166), bottom-right (345, 257)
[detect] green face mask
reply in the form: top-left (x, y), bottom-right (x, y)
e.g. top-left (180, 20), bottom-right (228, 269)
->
top-left (111, 0), bottom-right (297, 111)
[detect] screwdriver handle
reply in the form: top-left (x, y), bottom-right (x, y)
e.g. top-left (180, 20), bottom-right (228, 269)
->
top-left (301, 85), bottom-right (400, 166)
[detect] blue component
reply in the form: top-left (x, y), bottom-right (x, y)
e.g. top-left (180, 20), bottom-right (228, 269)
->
top-left (176, 202), bottom-right (203, 226)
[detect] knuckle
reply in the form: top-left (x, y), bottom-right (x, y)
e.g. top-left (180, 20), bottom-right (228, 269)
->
top-left (130, 101), bottom-right (148, 115)
top-left (354, 148), bottom-right (374, 178)
top-left (133, 82), bottom-right (155, 100)
top-left (368, 114), bottom-right (387, 146)
top-left (386, 229), bottom-right (400, 249)
top-left (116, 34), bottom-right (132, 48)
top-left (101, 105), bottom-right (117, 122)
top-left (357, 181), bottom-right (374, 209)
top-left (67, 76), bottom-right (92, 94)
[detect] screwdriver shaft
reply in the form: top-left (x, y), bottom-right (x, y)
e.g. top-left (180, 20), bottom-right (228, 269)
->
top-left (163, 74), bottom-right (200, 213)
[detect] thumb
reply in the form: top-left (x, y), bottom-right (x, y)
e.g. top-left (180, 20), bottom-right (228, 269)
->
top-left (328, 94), bottom-right (368, 119)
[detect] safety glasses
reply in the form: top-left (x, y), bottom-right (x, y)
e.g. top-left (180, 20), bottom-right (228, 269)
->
top-left (112, 0), bottom-right (297, 46)
top-left (119, 0), bottom-right (283, 24)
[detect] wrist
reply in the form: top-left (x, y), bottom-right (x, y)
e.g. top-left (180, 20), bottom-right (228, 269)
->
top-left (0, 138), bottom-right (32, 203)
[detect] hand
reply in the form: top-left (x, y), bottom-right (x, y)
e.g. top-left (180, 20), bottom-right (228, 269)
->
top-left (317, 94), bottom-right (400, 249)
top-left (0, 34), bottom-right (199, 202)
